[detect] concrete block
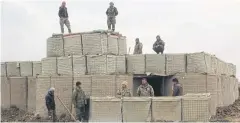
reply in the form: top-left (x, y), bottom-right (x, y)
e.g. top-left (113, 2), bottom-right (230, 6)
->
top-left (51, 76), bottom-right (73, 116)
top-left (91, 75), bottom-right (116, 97)
top-left (82, 33), bottom-right (108, 55)
top-left (10, 77), bottom-right (27, 111)
top-left (1, 77), bottom-right (10, 108)
top-left (64, 34), bottom-right (83, 56)
top-left (118, 36), bottom-right (127, 55)
top-left (127, 54), bottom-right (145, 74)
top-left (35, 76), bottom-right (51, 117)
top-left (41, 57), bottom-right (57, 76)
top-left (57, 56), bottom-right (73, 76)
top-left (115, 75), bottom-right (133, 96)
top-left (152, 97), bottom-right (181, 121)
top-left (73, 55), bottom-right (87, 76)
top-left (74, 75), bottom-right (92, 97)
top-left (182, 93), bottom-right (211, 122)
top-left (6, 62), bottom-right (20, 77)
top-left (47, 37), bottom-right (64, 57)
top-left (116, 55), bottom-right (126, 74)
top-left (20, 61), bottom-right (33, 76)
top-left (166, 54), bottom-right (186, 75)
top-left (145, 54), bottom-right (165, 74)
top-left (27, 77), bottom-right (36, 112)
top-left (33, 61), bottom-right (42, 76)
top-left (187, 52), bottom-right (212, 74)
top-left (122, 97), bottom-right (151, 122)
top-left (89, 97), bottom-right (121, 122)
top-left (1, 62), bottom-right (7, 76)
top-left (107, 35), bottom-right (118, 55)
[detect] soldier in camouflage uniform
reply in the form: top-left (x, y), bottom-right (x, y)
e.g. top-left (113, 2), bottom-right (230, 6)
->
top-left (72, 81), bottom-right (86, 122)
top-left (137, 78), bottom-right (154, 97)
top-left (172, 78), bottom-right (183, 96)
top-left (153, 35), bottom-right (165, 54)
top-left (58, 1), bottom-right (71, 34)
top-left (117, 81), bottom-right (132, 97)
top-left (106, 2), bottom-right (118, 32)
top-left (133, 38), bottom-right (143, 54)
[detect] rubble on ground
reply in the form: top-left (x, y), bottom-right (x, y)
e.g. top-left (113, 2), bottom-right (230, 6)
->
top-left (210, 97), bottom-right (240, 122)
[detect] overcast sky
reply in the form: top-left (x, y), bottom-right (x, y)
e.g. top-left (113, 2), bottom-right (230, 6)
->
top-left (1, 0), bottom-right (240, 78)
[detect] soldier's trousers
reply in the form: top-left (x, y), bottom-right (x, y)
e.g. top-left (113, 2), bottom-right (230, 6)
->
top-left (75, 106), bottom-right (85, 121)
top-left (153, 45), bottom-right (164, 54)
top-left (60, 17), bottom-right (71, 33)
top-left (107, 17), bottom-right (116, 31)
top-left (48, 109), bottom-right (57, 122)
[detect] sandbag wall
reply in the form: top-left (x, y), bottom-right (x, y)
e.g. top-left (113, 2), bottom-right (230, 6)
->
top-left (47, 33), bottom-right (127, 57)
top-left (1, 61), bottom-right (42, 77)
top-left (89, 94), bottom-right (211, 122)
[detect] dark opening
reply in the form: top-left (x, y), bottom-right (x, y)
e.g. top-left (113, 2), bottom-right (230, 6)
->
top-left (133, 75), bottom-right (174, 96)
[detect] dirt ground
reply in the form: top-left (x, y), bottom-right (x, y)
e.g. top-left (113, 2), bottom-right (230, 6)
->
top-left (1, 106), bottom-right (73, 122)
top-left (1, 98), bottom-right (240, 122)
top-left (210, 97), bottom-right (240, 122)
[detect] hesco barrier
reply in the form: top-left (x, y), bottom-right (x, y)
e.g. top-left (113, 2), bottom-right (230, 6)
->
top-left (6, 62), bottom-right (20, 77)
top-left (152, 97), bottom-right (181, 121)
top-left (122, 97), bottom-right (151, 122)
top-left (47, 37), bottom-right (64, 57)
top-left (41, 57), bottom-right (57, 76)
top-left (1, 77), bottom-right (10, 108)
top-left (145, 54), bottom-right (165, 74)
top-left (73, 55), bottom-right (87, 76)
top-left (118, 36), bottom-right (127, 55)
top-left (57, 56), bottom-right (72, 76)
top-left (63, 35), bottom-right (82, 56)
top-left (89, 97), bottom-right (122, 122)
top-left (33, 61), bottom-right (42, 76)
top-left (165, 54), bottom-right (186, 75)
top-left (126, 55), bottom-right (145, 74)
top-left (107, 35), bottom-right (119, 55)
top-left (182, 93), bottom-right (211, 122)
top-left (20, 61), bottom-right (33, 76)
top-left (1, 62), bottom-right (7, 76)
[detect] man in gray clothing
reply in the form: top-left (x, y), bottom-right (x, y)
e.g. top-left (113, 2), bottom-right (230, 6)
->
top-left (72, 81), bottom-right (86, 121)
top-left (133, 38), bottom-right (143, 54)
top-left (172, 78), bottom-right (183, 96)
top-left (106, 2), bottom-right (118, 31)
top-left (153, 35), bottom-right (165, 54)
top-left (58, 1), bottom-right (71, 33)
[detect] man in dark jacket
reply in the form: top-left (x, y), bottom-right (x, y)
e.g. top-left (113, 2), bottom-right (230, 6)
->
top-left (153, 35), bottom-right (165, 54)
top-left (58, 1), bottom-right (71, 33)
top-left (45, 87), bottom-right (56, 121)
top-left (106, 2), bottom-right (118, 31)
top-left (172, 78), bottom-right (183, 96)
top-left (72, 81), bottom-right (86, 122)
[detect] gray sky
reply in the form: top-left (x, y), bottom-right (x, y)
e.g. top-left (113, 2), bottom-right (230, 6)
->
top-left (1, 0), bottom-right (240, 78)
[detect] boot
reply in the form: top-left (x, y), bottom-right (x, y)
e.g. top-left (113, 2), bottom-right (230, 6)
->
top-left (112, 24), bottom-right (115, 32)
top-left (68, 29), bottom-right (72, 33)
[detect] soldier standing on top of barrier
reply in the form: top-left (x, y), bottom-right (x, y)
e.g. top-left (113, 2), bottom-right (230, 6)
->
top-left (72, 81), bottom-right (86, 122)
top-left (58, 1), bottom-right (71, 34)
top-left (133, 38), bottom-right (143, 54)
top-left (172, 78), bottom-right (183, 96)
top-left (137, 78), bottom-right (155, 97)
top-left (153, 35), bottom-right (165, 54)
top-left (45, 87), bottom-right (57, 122)
top-left (106, 2), bottom-right (118, 32)
top-left (117, 81), bottom-right (132, 97)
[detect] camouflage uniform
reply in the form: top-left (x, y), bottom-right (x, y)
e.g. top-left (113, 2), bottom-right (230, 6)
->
top-left (153, 36), bottom-right (165, 54)
top-left (72, 86), bottom-right (86, 121)
top-left (106, 2), bottom-right (118, 31)
top-left (137, 84), bottom-right (154, 97)
top-left (58, 6), bottom-right (71, 33)
top-left (134, 42), bottom-right (143, 54)
top-left (117, 88), bottom-right (131, 97)
top-left (172, 83), bottom-right (183, 96)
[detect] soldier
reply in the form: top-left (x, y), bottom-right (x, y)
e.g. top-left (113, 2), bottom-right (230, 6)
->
top-left (172, 78), bottom-right (183, 96)
top-left (117, 81), bottom-right (132, 97)
top-left (58, 1), bottom-right (71, 34)
top-left (106, 2), bottom-right (118, 32)
top-left (137, 78), bottom-right (154, 97)
top-left (72, 81), bottom-right (86, 122)
top-left (133, 38), bottom-right (143, 54)
top-left (45, 87), bottom-right (57, 122)
top-left (153, 35), bottom-right (165, 54)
